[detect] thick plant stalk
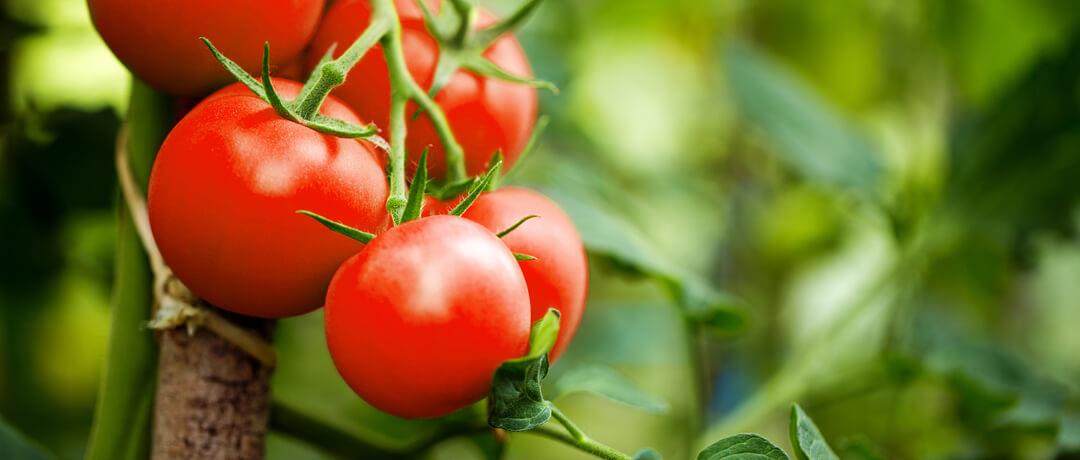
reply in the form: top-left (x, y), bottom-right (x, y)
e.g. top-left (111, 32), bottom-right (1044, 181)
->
top-left (152, 305), bottom-right (275, 459)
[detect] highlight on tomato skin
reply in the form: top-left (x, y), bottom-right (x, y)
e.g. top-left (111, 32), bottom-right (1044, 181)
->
top-left (147, 78), bottom-right (390, 318)
top-left (324, 215), bottom-right (532, 419)
top-left (87, 0), bottom-right (326, 96)
top-left (305, 0), bottom-right (539, 179)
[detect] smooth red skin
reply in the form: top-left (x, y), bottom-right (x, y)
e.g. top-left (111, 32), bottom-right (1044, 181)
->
top-left (307, 0), bottom-right (538, 178)
top-left (148, 79), bottom-right (389, 318)
top-left (325, 215), bottom-right (531, 419)
top-left (88, 0), bottom-right (324, 95)
top-left (425, 188), bottom-right (588, 361)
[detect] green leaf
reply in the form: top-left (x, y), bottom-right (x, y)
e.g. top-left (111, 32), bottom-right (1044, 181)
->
top-left (789, 404), bottom-right (838, 460)
top-left (633, 448), bottom-right (663, 460)
top-left (514, 253), bottom-right (538, 261)
top-left (725, 42), bottom-right (881, 196)
top-left (551, 365), bottom-right (669, 414)
top-left (297, 210), bottom-right (375, 243)
top-left (401, 148), bottom-right (429, 223)
top-left (488, 310), bottom-right (560, 432)
top-left (449, 160), bottom-right (501, 216)
top-left (0, 415), bottom-right (51, 460)
top-left (497, 214), bottom-right (539, 238)
top-left (697, 434), bottom-right (789, 460)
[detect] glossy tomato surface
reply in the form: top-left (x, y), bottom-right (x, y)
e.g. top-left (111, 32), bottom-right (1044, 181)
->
top-left (148, 79), bottom-right (389, 318)
top-left (461, 187), bottom-right (588, 361)
top-left (88, 0), bottom-right (324, 95)
top-left (307, 0), bottom-right (538, 178)
top-left (325, 215), bottom-right (531, 419)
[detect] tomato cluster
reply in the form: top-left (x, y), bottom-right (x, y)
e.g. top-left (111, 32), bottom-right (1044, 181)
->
top-left (92, 0), bottom-right (586, 418)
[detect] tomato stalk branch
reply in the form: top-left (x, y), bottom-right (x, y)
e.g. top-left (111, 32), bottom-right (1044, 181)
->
top-left (373, 0), bottom-right (468, 224)
top-left (528, 403), bottom-right (631, 460)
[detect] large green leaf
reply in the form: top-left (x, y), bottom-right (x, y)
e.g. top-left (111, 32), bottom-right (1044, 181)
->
top-left (725, 42), bottom-right (882, 196)
top-left (698, 434), bottom-right (789, 460)
top-left (488, 310), bottom-right (560, 432)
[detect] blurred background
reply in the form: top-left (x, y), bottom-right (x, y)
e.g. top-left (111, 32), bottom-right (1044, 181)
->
top-left (3, 0), bottom-right (1080, 458)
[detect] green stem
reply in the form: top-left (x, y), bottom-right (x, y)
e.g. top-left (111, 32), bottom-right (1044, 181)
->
top-left (295, 18), bottom-right (391, 119)
top-left (536, 404), bottom-right (632, 460)
top-left (85, 80), bottom-right (170, 460)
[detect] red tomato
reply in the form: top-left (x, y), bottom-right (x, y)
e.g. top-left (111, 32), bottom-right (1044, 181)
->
top-left (325, 215), bottom-right (531, 418)
top-left (307, 0), bottom-right (538, 179)
top-left (88, 0), bottom-right (325, 95)
top-left (148, 79), bottom-right (389, 318)
top-left (424, 188), bottom-right (588, 361)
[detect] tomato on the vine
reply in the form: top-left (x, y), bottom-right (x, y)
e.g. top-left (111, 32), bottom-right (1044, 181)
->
top-left (148, 78), bottom-right (389, 318)
top-left (88, 0), bottom-right (325, 95)
top-left (306, 0), bottom-right (539, 179)
top-left (325, 215), bottom-right (531, 419)
top-left (425, 187), bottom-right (588, 361)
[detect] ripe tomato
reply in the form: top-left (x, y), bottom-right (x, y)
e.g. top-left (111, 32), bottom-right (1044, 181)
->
top-left (88, 0), bottom-right (325, 95)
top-left (307, 0), bottom-right (538, 179)
top-left (424, 188), bottom-right (588, 361)
top-left (325, 215), bottom-right (531, 418)
top-left (148, 78), bottom-right (389, 318)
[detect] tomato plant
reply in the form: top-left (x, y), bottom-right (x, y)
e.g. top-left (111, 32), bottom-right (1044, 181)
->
top-left (306, 0), bottom-right (539, 179)
top-left (147, 78), bottom-right (389, 318)
top-left (87, 0), bottom-right (325, 96)
top-left (324, 215), bottom-right (531, 419)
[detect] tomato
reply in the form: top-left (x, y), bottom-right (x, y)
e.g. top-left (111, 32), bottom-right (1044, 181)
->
top-left (307, 0), bottom-right (538, 179)
top-left (425, 188), bottom-right (588, 361)
top-left (325, 215), bottom-right (531, 418)
top-left (148, 78), bottom-right (389, 318)
top-left (88, 0), bottom-right (325, 95)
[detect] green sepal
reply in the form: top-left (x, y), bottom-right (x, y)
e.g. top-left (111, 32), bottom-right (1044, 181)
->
top-left (502, 116), bottom-right (548, 182)
top-left (449, 160), bottom-right (501, 216)
top-left (201, 38), bottom-right (377, 139)
top-left (697, 434), bottom-right (789, 460)
top-left (472, 0), bottom-right (544, 48)
top-left (486, 150), bottom-right (504, 190)
top-left (462, 54), bottom-right (558, 93)
top-left (488, 309), bottom-right (560, 432)
top-left (431, 177), bottom-right (475, 201)
top-left (400, 148), bottom-right (430, 223)
top-left (497, 214), bottom-right (539, 238)
top-left (296, 210), bottom-right (375, 243)
top-left (790, 404), bottom-right (839, 460)
top-left (514, 253), bottom-right (538, 261)
top-left (200, 37), bottom-right (265, 99)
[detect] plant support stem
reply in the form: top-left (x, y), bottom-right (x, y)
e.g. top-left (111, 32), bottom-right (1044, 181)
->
top-left (535, 404), bottom-right (632, 460)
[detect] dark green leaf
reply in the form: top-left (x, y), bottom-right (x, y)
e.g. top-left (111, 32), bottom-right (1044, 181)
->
top-left (0, 415), bottom-right (51, 460)
top-left (725, 42), bottom-right (881, 196)
top-left (297, 210), bottom-right (375, 243)
top-left (789, 404), bottom-right (838, 460)
top-left (698, 434), bottom-right (789, 460)
top-left (488, 310), bottom-right (560, 432)
top-left (401, 148), bottom-right (430, 223)
top-left (633, 448), bottom-right (663, 460)
top-left (551, 365), bottom-right (669, 414)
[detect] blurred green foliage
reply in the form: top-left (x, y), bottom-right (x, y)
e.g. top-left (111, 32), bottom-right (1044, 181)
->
top-left (3, 0), bottom-right (1080, 459)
